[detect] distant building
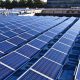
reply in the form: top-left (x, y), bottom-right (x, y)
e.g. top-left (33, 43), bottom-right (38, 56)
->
top-left (47, 0), bottom-right (80, 8)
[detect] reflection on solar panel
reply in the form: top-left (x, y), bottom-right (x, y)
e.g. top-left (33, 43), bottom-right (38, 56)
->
top-left (0, 16), bottom-right (80, 80)
top-left (75, 61), bottom-right (80, 80)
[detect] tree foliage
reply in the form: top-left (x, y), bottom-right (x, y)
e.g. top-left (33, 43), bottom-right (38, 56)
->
top-left (0, 0), bottom-right (46, 9)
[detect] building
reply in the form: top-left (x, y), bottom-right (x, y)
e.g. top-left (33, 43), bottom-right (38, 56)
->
top-left (47, 0), bottom-right (80, 8)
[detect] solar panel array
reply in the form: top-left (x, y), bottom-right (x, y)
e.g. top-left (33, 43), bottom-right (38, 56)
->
top-left (0, 16), bottom-right (80, 80)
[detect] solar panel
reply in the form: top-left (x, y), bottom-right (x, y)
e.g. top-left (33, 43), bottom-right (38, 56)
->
top-left (17, 44), bottom-right (39, 58)
top-left (19, 32), bottom-right (33, 40)
top-left (20, 26), bottom-right (31, 31)
top-left (0, 52), bottom-right (29, 69)
top-left (8, 36), bottom-right (26, 46)
top-left (6, 25), bottom-right (17, 30)
top-left (18, 70), bottom-right (49, 80)
top-left (52, 42), bottom-right (70, 54)
top-left (0, 34), bottom-right (8, 42)
top-left (37, 34), bottom-right (52, 43)
top-left (44, 31), bottom-right (56, 38)
top-left (45, 49), bottom-right (67, 64)
top-left (12, 28), bottom-right (24, 34)
top-left (28, 39), bottom-right (46, 49)
top-left (67, 30), bottom-right (78, 36)
top-left (0, 64), bottom-right (13, 80)
top-left (32, 58), bottom-right (62, 79)
top-left (63, 33), bottom-right (77, 40)
top-left (0, 41), bottom-right (16, 54)
top-left (0, 27), bottom-right (10, 33)
top-left (59, 37), bottom-right (73, 46)
top-left (27, 30), bottom-right (40, 36)
top-left (3, 31), bottom-right (17, 38)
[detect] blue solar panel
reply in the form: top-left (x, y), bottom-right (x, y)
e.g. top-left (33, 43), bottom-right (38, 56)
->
top-left (6, 25), bottom-right (17, 30)
top-left (44, 31), bottom-right (56, 38)
top-left (28, 39), bottom-right (46, 49)
top-left (3, 31), bottom-right (17, 38)
top-left (0, 34), bottom-right (8, 42)
top-left (45, 49), bottom-right (67, 64)
top-left (0, 64), bottom-right (13, 80)
top-left (59, 37), bottom-right (73, 46)
top-left (8, 36), bottom-right (26, 46)
top-left (67, 30), bottom-right (78, 36)
top-left (32, 58), bottom-right (61, 79)
top-left (52, 42), bottom-right (70, 54)
top-left (0, 52), bottom-right (29, 69)
top-left (19, 32), bottom-right (33, 40)
top-left (0, 41), bottom-right (16, 54)
top-left (63, 33), bottom-right (76, 40)
top-left (18, 70), bottom-right (49, 80)
top-left (20, 26), bottom-right (31, 31)
top-left (12, 28), bottom-right (24, 34)
top-left (37, 35), bottom-right (52, 43)
top-left (27, 30), bottom-right (39, 36)
top-left (0, 27), bottom-right (10, 33)
top-left (17, 44), bottom-right (39, 58)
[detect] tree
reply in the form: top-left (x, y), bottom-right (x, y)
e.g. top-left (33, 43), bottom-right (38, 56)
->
top-left (5, 0), bottom-right (12, 9)
top-left (27, 0), bottom-right (33, 8)
top-left (0, 0), bottom-right (3, 7)
top-left (12, 0), bottom-right (18, 8)
top-left (19, 0), bottom-right (27, 7)
top-left (33, 0), bottom-right (44, 8)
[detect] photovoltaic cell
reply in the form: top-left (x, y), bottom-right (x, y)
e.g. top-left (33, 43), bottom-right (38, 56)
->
top-left (0, 52), bottom-right (29, 69)
top-left (63, 33), bottom-right (76, 40)
top-left (19, 32), bottom-right (33, 40)
top-left (17, 44), bottom-right (39, 58)
top-left (18, 70), bottom-right (49, 80)
top-left (0, 34), bottom-right (8, 42)
top-left (67, 30), bottom-right (78, 36)
top-left (0, 27), bottom-right (10, 33)
top-left (0, 41), bottom-right (16, 54)
top-left (3, 31), bottom-right (17, 38)
top-left (37, 35), bottom-right (52, 43)
top-left (44, 31), bottom-right (56, 38)
top-left (32, 58), bottom-right (61, 79)
top-left (27, 30), bottom-right (39, 36)
top-left (8, 36), bottom-right (26, 46)
top-left (0, 64), bottom-right (13, 80)
top-left (12, 29), bottom-right (24, 34)
top-left (6, 25), bottom-right (17, 30)
top-left (20, 26), bottom-right (31, 31)
top-left (59, 37), bottom-right (73, 46)
top-left (52, 42), bottom-right (70, 54)
top-left (28, 39), bottom-right (46, 49)
top-left (45, 49), bottom-right (67, 64)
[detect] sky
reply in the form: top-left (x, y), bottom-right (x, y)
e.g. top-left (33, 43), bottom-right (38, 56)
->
top-left (41, 0), bottom-right (47, 2)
